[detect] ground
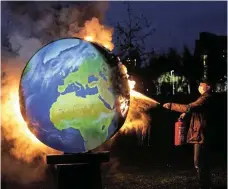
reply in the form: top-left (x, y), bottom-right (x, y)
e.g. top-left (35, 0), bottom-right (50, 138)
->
top-left (100, 145), bottom-right (226, 189)
top-left (102, 163), bottom-right (226, 189)
top-left (1, 148), bottom-right (226, 189)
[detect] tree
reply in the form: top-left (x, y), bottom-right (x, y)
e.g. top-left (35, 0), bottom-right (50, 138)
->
top-left (166, 48), bottom-right (182, 72)
top-left (144, 48), bottom-right (182, 81)
top-left (182, 46), bottom-right (194, 79)
top-left (114, 2), bottom-right (155, 71)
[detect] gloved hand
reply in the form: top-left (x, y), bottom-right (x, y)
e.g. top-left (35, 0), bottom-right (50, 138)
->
top-left (163, 103), bottom-right (171, 109)
top-left (179, 113), bottom-right (186, 119)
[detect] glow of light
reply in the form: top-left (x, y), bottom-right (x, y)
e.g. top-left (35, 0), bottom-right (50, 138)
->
top-left (84, 36), bottom-right (94, 42)
top-left (128, 80), bottom-right (136, 91)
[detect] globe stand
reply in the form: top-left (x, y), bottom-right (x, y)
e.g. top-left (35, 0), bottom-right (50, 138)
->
top-left (46, 151), bottom-right (110, 189)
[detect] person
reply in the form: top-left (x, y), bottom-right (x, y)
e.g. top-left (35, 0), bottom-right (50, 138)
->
top-left (163, 79), bottom-right (214, 189)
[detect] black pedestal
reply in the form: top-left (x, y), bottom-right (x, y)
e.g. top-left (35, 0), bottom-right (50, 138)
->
top-left (47, 151), bottom-right (110, 189)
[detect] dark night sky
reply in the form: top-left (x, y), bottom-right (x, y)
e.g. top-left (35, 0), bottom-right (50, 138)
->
top-left (104, 1), bottom-right (227, 53)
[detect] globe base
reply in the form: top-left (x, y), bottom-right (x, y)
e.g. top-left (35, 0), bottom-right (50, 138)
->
top-left (46, 151), bottom-right (110, 189)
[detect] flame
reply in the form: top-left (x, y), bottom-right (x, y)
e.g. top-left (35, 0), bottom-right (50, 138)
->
top-left (74, 17), bottom-right (114, 51)
top-left (84, 35), bottom-right (94, 42)
top-left (9, 92), bottom-right (39, 144)
top-left (1, 61), bottom-right (60, 164)
top-left (128, 79), bottom-right (136, 91)
top-left (118, 73), bottom-right (159, 136)
top-left (119, 89), bottom-right (159, 135)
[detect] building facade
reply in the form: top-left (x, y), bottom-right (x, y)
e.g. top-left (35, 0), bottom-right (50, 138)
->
top-left (194, 32), bottom-right (227, 92)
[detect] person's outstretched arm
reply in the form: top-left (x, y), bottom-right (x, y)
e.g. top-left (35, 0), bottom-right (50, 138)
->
top-left (163, 93), bottom-right (211, 113)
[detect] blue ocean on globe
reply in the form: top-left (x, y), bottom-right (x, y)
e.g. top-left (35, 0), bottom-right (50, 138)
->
top-left (19, 38), bottom-right (129, 153)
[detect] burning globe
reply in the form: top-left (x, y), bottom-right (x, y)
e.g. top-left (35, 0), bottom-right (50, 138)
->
top-left (19, 37), bottom-right (130, 153)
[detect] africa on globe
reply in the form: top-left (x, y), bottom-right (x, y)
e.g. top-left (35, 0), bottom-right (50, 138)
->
top-left (19, 38), bottom-right (130, 153)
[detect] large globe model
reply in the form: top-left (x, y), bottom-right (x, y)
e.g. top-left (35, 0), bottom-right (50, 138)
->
top-left (19, 38), bottom-right (130, 153)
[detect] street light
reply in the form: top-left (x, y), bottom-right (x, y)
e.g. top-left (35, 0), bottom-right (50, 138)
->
top-left (170, 70), bottom-right (175, 95)
top-left (203, 55), bottom-right (208, 79)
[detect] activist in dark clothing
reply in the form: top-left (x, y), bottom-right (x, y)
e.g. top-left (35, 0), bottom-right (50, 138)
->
top-left (163, 81), bottom-right (213, 189)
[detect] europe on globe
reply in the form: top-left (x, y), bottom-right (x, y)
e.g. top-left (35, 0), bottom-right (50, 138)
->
top-left (19, 38), bottom-right (130, 153)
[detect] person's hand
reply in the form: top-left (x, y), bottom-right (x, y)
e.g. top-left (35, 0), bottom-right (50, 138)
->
top-left (163, 103), bottom-right (171, 109)
top-left (179, 113), bottom-right (186, 119)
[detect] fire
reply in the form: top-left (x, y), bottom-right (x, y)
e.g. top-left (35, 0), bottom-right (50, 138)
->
top-left (128, 80), bottom-right (136, 91)
top-left (1, 61), bottom-right (60, 164)
top-left (115, 65), bottom-right (159, 136)
top-left (9, 92), bottom-right (39, 144)
top-left (84, 35), bottom-right (94, 42)
top-left (75, 17), bottom-right (114, 51)
top-left (119, 87), bottom-right (160, 135)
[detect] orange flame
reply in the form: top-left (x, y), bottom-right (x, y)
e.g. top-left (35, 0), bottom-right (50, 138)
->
top-left (75, 17), bottom-right (114, 50)
top-left (1, 61), bottom-right (60, 164)
top-left (128, 80), bottom-right (136, 90)
top-left (84, 35), bottom-right (94, 42)
top-left (119, 89), bottom-right (159, 135)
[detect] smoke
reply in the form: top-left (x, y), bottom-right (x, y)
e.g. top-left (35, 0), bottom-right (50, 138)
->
top-left (1, 153), bottom-right (47, 185)
top-left (1, 1), bottom-right (110, 185)
top-left (119, 90), bottom-right (159, 135)
top-left (1, 58), bottom-right (59, 185)
top-left (2, 1), bottom-right (109, 59)
top-left (8, 34), bottom-right (43, 61)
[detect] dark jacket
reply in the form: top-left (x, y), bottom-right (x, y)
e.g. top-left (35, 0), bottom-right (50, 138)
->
top-left (170, 92), bottom-right (213, 144)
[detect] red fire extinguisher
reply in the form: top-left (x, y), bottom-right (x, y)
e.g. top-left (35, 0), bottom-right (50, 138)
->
top-left (174, 118), bottom-right (186, 146)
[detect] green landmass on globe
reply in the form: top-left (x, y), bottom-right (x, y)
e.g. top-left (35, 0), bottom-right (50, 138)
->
top-left (50, 56), bottom-right (116, 150)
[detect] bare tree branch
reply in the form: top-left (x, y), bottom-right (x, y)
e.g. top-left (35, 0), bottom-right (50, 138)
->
top-left (114, 2), bottom-right (155, 67)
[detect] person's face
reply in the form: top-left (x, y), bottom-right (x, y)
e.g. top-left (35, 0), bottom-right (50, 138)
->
top-left (198, 83), bottom-right (210, 94)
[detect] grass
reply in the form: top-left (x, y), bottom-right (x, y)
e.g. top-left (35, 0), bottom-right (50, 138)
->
top-left (102, 161), bottom-right (227, 189)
